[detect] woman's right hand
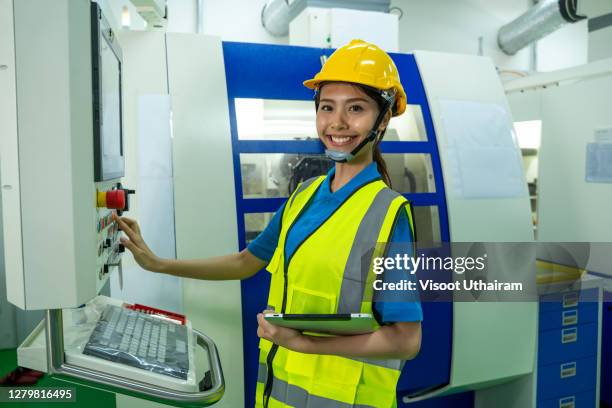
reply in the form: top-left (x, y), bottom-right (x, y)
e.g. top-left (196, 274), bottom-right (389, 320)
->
top-left (113, 214), bottom-right (163, 272)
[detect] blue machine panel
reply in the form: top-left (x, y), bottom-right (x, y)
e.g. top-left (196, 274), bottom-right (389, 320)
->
top-left (222, 41), bottom-right (452, 408)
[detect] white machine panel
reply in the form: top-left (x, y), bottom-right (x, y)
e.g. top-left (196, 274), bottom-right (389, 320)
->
top-left (166, 33), bottom-right (244, 408)
top-left (289, 7), bottom-right (399, 51)
top-left (0, 0), bottom-right (25, 309)
top-left (1, 0), bottom-right (127, 310)
top-left (413, 51), bottom-right (537, 399)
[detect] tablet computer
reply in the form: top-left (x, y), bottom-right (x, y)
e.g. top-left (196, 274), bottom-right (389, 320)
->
top-left (264, 313), bottom-right (376, 335)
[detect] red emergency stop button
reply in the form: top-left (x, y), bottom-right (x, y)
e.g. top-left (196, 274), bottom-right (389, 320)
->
top-left (105, 190), bottom-right (126, 210)
top-left (96, 185), bottom-right (135, 214)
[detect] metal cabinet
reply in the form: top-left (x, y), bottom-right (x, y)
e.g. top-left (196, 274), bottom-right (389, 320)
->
top-left (537, 288), bottom-right (600, 408)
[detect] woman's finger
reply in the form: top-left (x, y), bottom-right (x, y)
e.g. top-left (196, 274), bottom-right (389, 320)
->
top-left (258, 312), bottom-right (274, 330)
top-left (119, 216), bottom-right (141, 234)
top-left (115, 218), bottom-right (141, 244)
top-left (113, 214), bottom-right (141, 236)
top-left (119, 237), bottom-right (139, 254)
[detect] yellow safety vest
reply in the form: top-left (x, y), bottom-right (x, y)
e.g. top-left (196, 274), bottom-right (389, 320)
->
top-left (256, 175), bottom-right (415, 408)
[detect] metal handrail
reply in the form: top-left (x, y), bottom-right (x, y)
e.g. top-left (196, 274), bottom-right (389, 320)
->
top-left (45, 309), bottom-right (224, 405)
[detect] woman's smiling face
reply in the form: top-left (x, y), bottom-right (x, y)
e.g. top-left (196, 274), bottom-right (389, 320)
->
top-left (316, 82), bottom-right (380, 159)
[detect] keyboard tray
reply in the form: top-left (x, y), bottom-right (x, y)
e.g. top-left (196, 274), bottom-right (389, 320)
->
top-left (83, 305), bottom-right (189, 380)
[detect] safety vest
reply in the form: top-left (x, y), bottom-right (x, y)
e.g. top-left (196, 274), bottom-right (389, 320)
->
top-left (256, 175), bottom-right (415, 408)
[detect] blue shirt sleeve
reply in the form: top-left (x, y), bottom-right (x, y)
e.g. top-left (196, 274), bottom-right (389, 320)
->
top-left (374, 207), bottom-right (423, 323)
top-left (246, 202), bottom-right (286, 263)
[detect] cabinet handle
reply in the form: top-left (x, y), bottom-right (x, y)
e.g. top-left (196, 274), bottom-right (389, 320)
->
top-left (560, 362), bottom-right (577, 378)
top-left (559, 395), bottom-right (575, 408)
top-left (562, 309), bottom-right (578, 326)
top-left (562, 292), bottom-right (579, 308)
top-left (561, 327), bottom-right (578, 344)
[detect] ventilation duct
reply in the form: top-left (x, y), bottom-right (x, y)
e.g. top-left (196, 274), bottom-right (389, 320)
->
top-left (261, 0), bottom-right (391, 38)
top-left (261, 0), bottom-right (291, 37)
top-left (498, 0), bottom-right (586, 55)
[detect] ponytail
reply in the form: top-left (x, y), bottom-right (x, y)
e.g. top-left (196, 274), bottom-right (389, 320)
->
top-left (373, 140), bottom-right (392, 188)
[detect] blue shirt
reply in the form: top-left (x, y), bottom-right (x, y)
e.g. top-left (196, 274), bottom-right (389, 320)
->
top-left (248, 162), bottom-right (423, 323)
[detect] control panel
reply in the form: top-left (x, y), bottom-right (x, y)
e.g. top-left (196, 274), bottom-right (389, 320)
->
top-left (2, 0), bottom-right (134, 310)
top-left (95, 183), bottom-right (135, 288)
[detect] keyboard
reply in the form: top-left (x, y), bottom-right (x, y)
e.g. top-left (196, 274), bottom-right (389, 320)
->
top-left (83, 304), bottom-right (189, 380)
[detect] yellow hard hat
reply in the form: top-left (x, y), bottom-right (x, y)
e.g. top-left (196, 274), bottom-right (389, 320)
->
top-left (303, 39), bottom-right (407, 116)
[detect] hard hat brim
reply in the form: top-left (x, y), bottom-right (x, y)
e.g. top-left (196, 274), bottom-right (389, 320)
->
top-left (303, 78), bottom-right (407, 117)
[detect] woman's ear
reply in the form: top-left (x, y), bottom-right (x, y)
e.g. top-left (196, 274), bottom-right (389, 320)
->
top-left (378, 109), bottom-right (393, 133)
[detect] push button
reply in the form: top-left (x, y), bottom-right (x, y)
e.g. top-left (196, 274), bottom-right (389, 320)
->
top-left (106, 190), bottom-right (126, 210)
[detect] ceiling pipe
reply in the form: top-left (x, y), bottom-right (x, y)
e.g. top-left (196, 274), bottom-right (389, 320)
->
top-left (498, 0), bottom-right (586, 56)
top-left (196, 0), bottom-right (203, 34)
top-left (261, 0), bottom-right (290, 37)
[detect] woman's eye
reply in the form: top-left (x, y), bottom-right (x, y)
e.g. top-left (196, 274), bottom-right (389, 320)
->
top-left (348, 105), bottom-right (364, 112)
top-left (319, 105), bottom-right (332, 112)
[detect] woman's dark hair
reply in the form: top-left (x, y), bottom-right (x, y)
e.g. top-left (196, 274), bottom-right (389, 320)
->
top-left (315, 82), bottom-right (393, 187)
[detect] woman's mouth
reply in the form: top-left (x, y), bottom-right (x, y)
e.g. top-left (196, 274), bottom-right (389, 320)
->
top-left (327, 134), bottom-right (358, 147)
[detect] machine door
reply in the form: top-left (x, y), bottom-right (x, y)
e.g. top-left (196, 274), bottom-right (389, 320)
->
top-left (222, 41), bottom-right (452, 407)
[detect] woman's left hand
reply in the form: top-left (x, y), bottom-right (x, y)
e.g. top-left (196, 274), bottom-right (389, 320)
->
top-left (257, 311), bottom-right (309, 352)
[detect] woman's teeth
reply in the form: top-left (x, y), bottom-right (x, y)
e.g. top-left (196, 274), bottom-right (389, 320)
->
top-left (331, 135), bottom-right (353, 145)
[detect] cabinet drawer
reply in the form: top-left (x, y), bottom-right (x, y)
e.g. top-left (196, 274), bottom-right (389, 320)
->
top-left (540, 288), bottom-right (598, 313)
top-left (539, 302), bottom-right (597, 331)
top-left (537, 356), bottom-right (597, 401)
top-left (537, 389), bottom-right (596, 408)
top-left (602, 294), bottom-right (612, 405)
top-left (538, 323), bottom-right (598, 366)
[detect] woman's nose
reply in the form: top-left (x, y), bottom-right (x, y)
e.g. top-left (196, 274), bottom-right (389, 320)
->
top-left (329, 111), bottom-right (348, 130)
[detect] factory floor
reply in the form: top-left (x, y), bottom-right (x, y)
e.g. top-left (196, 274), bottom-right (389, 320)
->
top-left (0, 348), bottom-right (115, 407)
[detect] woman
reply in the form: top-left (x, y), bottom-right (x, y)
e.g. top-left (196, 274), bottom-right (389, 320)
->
top-left (116, 39), bottom-right (422, 408)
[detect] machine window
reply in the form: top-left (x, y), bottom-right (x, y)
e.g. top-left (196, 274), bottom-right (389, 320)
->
top-left (240, 153), bottom-right (433, 198)
top-left (235, 98), bottom-right (316, 141)
top-left (413, 205), bottom-right (442, 245)
top-left (387, 104), bottom-right (428, 141)
top-left (381, 153), bottom-right (436, 193)
top-left (235, 98), bottom-right (428, 142)
top-left (240, 153), bottom-right (332, 198)
top-left (244, 212), bottom-right (276, 244)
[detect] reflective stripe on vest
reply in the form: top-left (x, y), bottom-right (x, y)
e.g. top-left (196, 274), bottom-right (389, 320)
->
top-left (256, 363), bottom-right (377, 408)
top-left (260, 175), bottom-right (412, 408)
top-left (337, 187), bottom-right (407, 314)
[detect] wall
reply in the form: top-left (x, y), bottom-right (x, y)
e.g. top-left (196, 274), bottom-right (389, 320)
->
top-left (392, 0), bottom-right (532, 70)
top-left (200, 0), bottom-right (287, 44)
top-left (156, 0), bottom-right (588, 73)
top-left (99, 0), bottom-right (145, 30)
top-left (536, 20), bottom-right (588, 71)
top-left (167, 0), bottom-right (196, 33)
top-left (585, 0), bottom-right (612, 62)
